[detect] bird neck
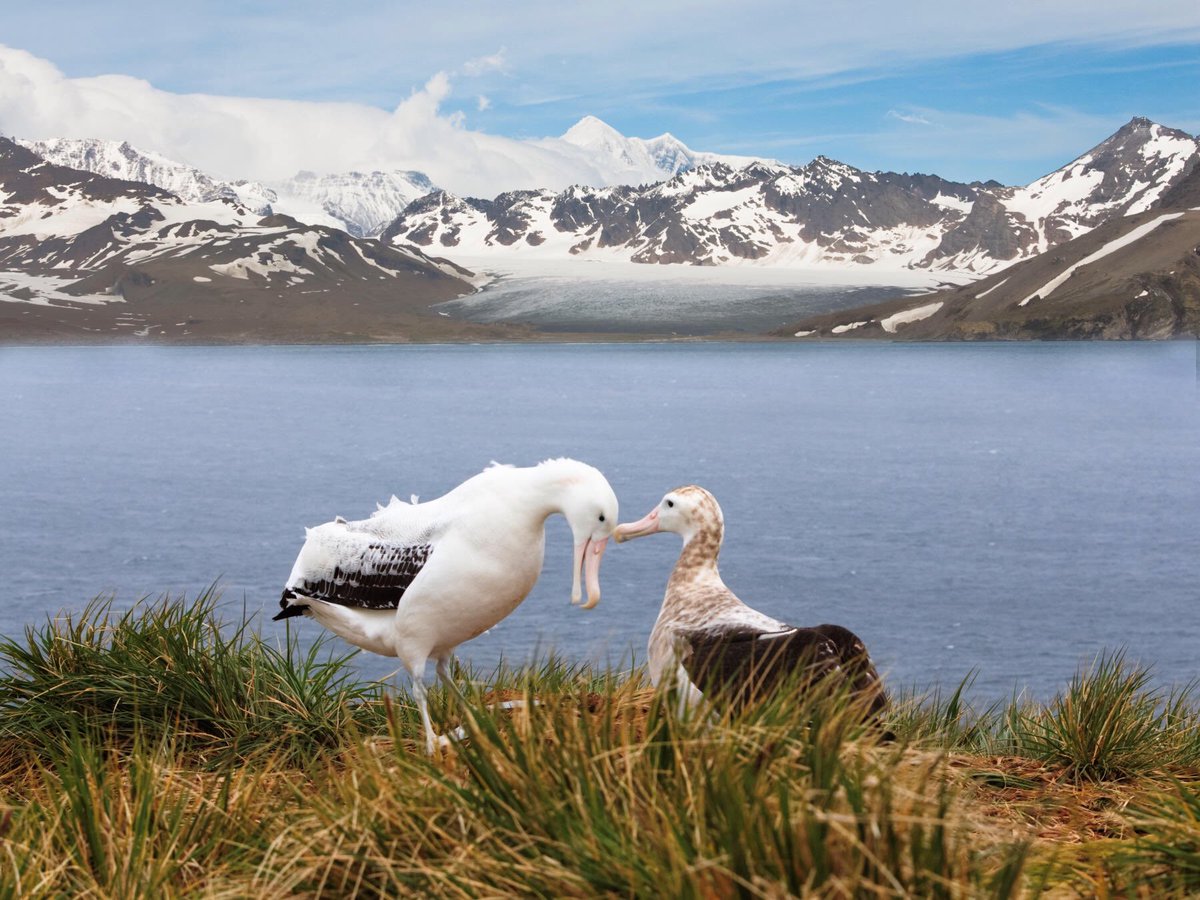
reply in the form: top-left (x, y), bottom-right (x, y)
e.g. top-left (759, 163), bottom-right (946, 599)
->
top-left (513, 465), bottom-right (574, 526)
top-left (668, 521), bottom-right (724, 585)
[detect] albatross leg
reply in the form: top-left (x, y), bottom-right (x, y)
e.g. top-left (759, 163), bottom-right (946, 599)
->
top-left (406, 663), bottom-right (450, 755)
top-left (436, 655), bottom-right (478, 744)
top-left (673, 663), bottom-right (704, 719)
top-left (435, 656), bottom-right (465, 699)
top-left (435, 655), bottom-right (534, 743)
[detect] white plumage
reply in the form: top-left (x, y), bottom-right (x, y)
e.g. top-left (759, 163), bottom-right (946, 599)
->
top-left (277, 458), bottom-right (618, 752)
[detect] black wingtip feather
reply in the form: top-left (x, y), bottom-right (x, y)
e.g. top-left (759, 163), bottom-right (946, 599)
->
top-left (274, 588), bottom-right (309, 621)
top-left (272, 604), bottom-right (308, 621)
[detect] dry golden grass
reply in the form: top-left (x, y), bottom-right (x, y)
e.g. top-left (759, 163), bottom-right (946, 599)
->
top-left (4, 597), bottom-right (1200, 897)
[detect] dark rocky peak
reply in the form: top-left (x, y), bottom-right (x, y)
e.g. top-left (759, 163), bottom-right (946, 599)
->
top-left (806, 155), bottom-right (861, 174)
top-left (1120, 115), bottom-right (1158, 133)
top-left (493, 188), bottom-right (548, 208)
top-left (379, 189), bottom-right (495, 245)
top-left (740, 159), bottom-right (791, 181)
top-left (795, 156), bottom-right (869, 194)
top-left (400, 189), bottom-right (467, 215)
top-left (669, 160), bottom-right (740, 183)
top-left (1084, 117), bottom-right (1196, 162)
top-left (655, 161), bottom-right (765, 198)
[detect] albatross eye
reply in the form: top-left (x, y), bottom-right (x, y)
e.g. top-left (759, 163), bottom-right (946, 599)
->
top-left (598, 513), bottom-right (605, 522)
top-left (666, 499), bottom-right (674, 508)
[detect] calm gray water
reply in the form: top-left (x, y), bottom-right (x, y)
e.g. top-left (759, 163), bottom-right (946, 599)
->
top-left (2, 342), bottom-right (1198, 702)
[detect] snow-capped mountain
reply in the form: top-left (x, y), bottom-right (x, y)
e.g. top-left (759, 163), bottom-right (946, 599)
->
top-left (558, 115), bottom-right (762, 181)
top-left (16, 118), bottom-right (761, 242)
top-left (275, 169), bottom-right (435, 237)
top-left (17, 138), bottom-right (437, 239)
top-left (0, 137), bottom-right (474, 337)
top-left (384, 118), bottom-right (1200, 275)
top-left (10, 117), bottom-right (1197, 290)
top-left (966, 117), bottom-right (1198, 256)
top-left (382, 161), bottom-right (992, 272)
top-left (16, 120), bottom-right (758, 247)
top-left (18, 137), bottom-right (277, 214)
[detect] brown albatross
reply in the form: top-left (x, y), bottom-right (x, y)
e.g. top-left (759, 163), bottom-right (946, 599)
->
top-left (614, 485), bottom-right (888, 722)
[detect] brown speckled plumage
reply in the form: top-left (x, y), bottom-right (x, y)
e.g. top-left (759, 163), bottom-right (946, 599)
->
top-left (633, 484), bottom-right (889, 723)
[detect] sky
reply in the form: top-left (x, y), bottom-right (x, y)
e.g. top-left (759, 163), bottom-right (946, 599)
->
top-left (0, 1), bottom-right (1197, 195)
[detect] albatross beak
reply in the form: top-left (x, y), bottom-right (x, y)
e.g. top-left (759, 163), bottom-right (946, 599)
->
top-left (571, 537), bottom-right (608, 610)
top-left (614, 508), bottom-right (659, 543)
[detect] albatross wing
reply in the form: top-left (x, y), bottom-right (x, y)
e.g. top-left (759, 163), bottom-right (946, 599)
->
top-left (275, 517), bottom-right (436, 619)
top-left (681, 625), bottom-right (841, 711)
top-left (681, 622), bottom-right (890, 726)
top-left (809, 623), bottom-right (890, 720)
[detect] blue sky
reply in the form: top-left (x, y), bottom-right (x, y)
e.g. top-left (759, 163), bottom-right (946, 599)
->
top-left (1, 1), bottom-right (1197, 189)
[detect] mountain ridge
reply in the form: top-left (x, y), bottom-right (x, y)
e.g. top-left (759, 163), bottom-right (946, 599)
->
top-left (775, 174), bottom-right (1200, 340)
top-left (382, 117), bottom-right (1199, 275)
top-left (0, 137), bottom-right (480, 342)
top-left (5, 117), bottom-right (1199, 342)
top-left (18, 137), bottom-right (436, 239)
top-left (16, 116), bottom-right (764, 241)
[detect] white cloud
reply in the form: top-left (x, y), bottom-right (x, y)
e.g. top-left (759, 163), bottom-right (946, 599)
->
top-left (462, 49), bottom-right (508, 77)
top-left (1, 0), bottom-right (1198, 195)
top-left (3, 3), bottom-right (1197, 114)
top-left (0, 45), bottom-right (675, 196)
top-left (886, 110), bottom-right (931, 126)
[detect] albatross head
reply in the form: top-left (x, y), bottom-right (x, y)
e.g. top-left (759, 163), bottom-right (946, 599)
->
top-left (614, 485), bottom-right (724, 547)
top-left (540, 459), bottom-right (619, 610)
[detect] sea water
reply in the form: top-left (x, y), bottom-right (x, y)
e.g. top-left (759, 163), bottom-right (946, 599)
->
top-left (2, 341), bottom-right (1198, 701)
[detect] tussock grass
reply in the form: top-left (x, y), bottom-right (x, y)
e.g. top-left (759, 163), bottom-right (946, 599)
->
top-left (0, 732), bottom-right (279, 898)
top-left (0, 590), bottom-right (388, 766)
top-left (273, 674), bottom-right (1029, 898)
top-left (1, 594), bottom-right (1199, 896)
top-left (1012, 651), bottom-right (1200, 782)
top-left (1117, 780), bottom-right (1200, 894)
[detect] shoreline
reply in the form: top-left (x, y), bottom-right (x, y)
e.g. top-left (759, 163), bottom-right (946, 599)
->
top-left (0, 259), bottom-right (969, 344)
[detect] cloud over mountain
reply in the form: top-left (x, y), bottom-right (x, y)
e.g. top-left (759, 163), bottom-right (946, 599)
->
top-left (0, 45), bottom-right (731, 198)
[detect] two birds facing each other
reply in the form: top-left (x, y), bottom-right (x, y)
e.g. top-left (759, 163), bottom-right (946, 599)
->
top-left (276, 458), bottom-right (887, 753)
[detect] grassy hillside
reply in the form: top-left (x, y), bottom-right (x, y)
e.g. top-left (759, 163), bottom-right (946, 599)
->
top-left (3, 594), bottom-right (1200, 896)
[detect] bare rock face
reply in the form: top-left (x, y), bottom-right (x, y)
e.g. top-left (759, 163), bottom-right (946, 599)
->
top-left (931, 193), bottom-right (1029, 263)
top-left (1158, 162), bottom-right (1200, 209)
top-left (381, 118), bottom-right (1200, 278)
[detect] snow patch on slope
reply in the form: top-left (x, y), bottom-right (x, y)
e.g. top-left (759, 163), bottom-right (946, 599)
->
top-left (880, 301), bottom-right (943, 332)
top-left (0, 271), bottom-right (119, 306)
top-left (1019, 212), bottom-right (1184, 306)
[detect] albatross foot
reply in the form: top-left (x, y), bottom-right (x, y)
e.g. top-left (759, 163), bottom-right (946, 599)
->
top-left (425, 732), bottom-right (456, 755)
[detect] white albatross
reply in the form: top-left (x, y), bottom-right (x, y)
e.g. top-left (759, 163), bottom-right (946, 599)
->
top-left (614, 485), bottom-right (888, 723)
top-left (276, 458), bottom-right (618, 753)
